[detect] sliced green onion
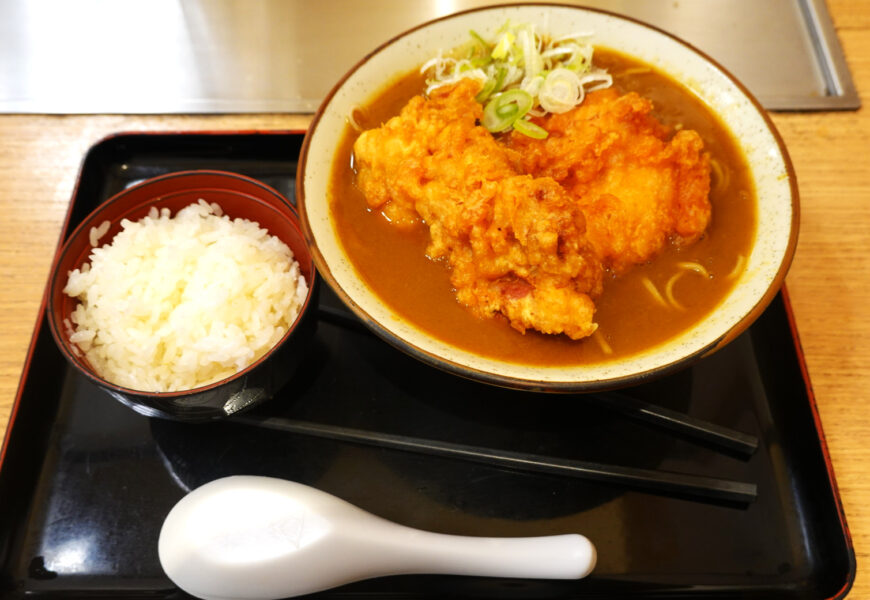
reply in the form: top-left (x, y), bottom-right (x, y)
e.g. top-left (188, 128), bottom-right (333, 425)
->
top-left (501, 89), bottom-right (534, 113)
top-left (469, 29), bottom-right (488, 51)
top-left (517, 26), bottom-right (543, 83)
top-left (565, 42), bottom-right (593, 72)
top-left (475, 78), bottom-right (498, 103)
top-left (492, 66), bottom-right (508, 93)
top-left (421, 21), bottom-right (613, 136)
top-left (483, 102), bottom-right (517, 132)
top-left (539, 68), bottom-right (581, 113)
top-left (470, 55), bottom-right (492, 68)
top-left (496, 103), bottom-right (517, 118)
top-left (482, 107), bottom-right (506, 132)
top-left (476, 65), bottom-right (508, 102)
top-left (483, 89), bottom-right (533, 132)
top-left (521, 74), bottom-right (545, 98)
top-left (492, 31), bottom-right (515, 59)
top-left (513, 118), bottom-right (548, 139)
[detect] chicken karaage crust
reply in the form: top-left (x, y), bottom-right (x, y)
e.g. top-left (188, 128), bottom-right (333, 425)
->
top-left (507, 88), bottom-right (712, 274)
top-left (352, 80), bottom-right (711, 339)
top-left (354, 79), bottom-right (604, 339)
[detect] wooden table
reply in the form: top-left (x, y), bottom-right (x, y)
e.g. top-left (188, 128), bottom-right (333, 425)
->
top-left (1, 0), bottom-right (867, 595)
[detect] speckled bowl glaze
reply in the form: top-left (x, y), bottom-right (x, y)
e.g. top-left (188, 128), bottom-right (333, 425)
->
top-left (48, 170), bottom-right (319, 420)
top-left (298, 3), bottom-right (798, 392)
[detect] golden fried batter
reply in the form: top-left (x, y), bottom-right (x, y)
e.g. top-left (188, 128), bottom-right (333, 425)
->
top-left (354, 79), bottom-right (604, 339)
top-left (507, 88), bottom-right (711, 274)
top-left (352, 80), bottom-right (711, 339)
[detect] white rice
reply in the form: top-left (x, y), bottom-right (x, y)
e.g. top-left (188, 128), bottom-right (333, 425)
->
top-left (89, 220), bottom-right (110, 247)
top-left (63, 199), bottom-right (308, 392)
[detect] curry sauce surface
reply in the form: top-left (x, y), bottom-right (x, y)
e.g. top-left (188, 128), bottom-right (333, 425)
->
top-left (329, 48), bottom-right (756, 365)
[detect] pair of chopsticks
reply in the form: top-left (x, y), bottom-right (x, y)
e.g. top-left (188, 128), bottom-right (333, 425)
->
top-left (233, 412), bottom-right (758, 505)
top-left (274, 304), bottom-right (759, 505)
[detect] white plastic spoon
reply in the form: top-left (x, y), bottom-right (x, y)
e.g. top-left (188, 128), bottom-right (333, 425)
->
top-left (159, 475), bottom-right (596, 600)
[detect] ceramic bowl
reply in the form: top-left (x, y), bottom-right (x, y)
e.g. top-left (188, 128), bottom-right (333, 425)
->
top-left (297, 4), bottom-right (798, 392)
top-left (48, 170), bottom-right (318, 420)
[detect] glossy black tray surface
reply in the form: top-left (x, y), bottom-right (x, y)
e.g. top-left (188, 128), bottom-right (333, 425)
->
top-left (0, 132), bottom-right (855, 599)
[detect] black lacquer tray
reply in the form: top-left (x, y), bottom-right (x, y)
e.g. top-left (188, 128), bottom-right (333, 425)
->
top-left (0, 132), bottom-right (855, 599)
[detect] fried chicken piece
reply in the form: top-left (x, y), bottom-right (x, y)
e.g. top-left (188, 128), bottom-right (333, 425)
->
top-left (507, 88), bottom-right (712, 274)
top-left (353, 79), bottom-right (604, 339)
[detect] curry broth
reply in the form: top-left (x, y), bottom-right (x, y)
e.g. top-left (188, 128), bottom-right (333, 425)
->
top-left (329, 48), bottom-right (756, 365)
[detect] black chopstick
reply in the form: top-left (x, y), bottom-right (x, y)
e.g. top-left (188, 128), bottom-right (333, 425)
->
top-left (587, 392), bottom-right (759, 458)
top-left (233, 415), bottom-right (757, 504)
top-left (317, 303), bottom-right (759, 458)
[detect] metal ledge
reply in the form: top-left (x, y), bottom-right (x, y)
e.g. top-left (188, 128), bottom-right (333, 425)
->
top-left (0, 0), bottom-right (859, 114)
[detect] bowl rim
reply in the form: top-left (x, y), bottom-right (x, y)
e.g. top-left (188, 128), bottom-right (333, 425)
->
top-left (297, 2), bottom-right (799, 392)
top-left (48, 169), bottom-right (319, 398)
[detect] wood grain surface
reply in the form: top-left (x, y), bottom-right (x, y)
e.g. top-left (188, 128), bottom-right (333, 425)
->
top-left (0, 1), bottom-right (866, 595)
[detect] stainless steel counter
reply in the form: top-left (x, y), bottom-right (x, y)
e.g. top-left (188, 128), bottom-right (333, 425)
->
top-left (0, 0), bottom-right (858, 114)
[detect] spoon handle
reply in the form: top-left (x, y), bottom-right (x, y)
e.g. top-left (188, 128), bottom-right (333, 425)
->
top-left (371, 527), bottom-right (596, 579)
